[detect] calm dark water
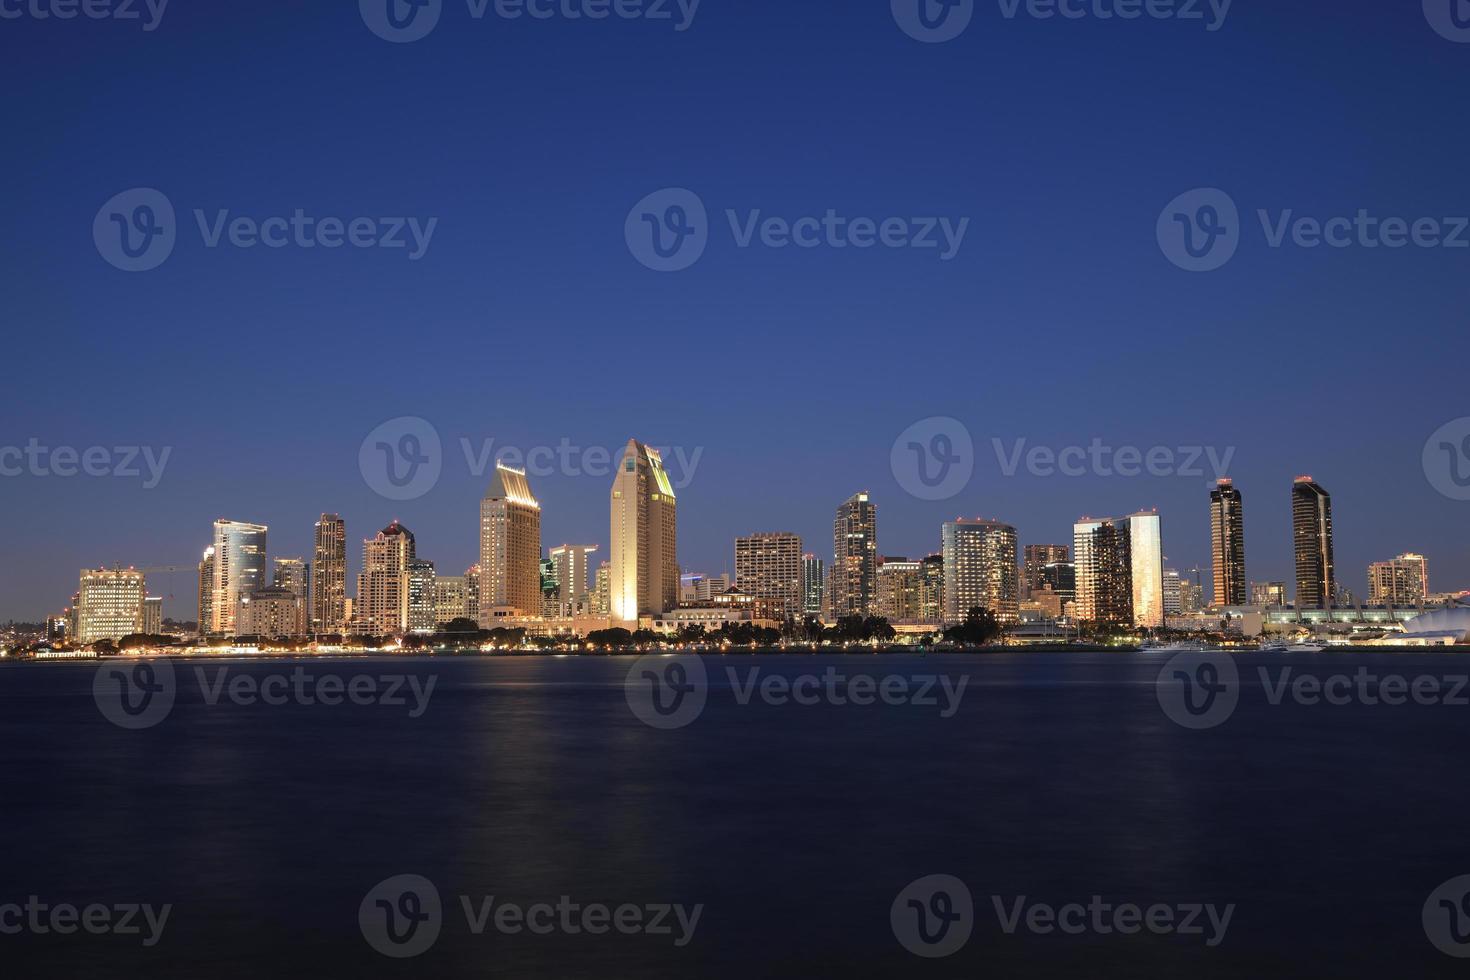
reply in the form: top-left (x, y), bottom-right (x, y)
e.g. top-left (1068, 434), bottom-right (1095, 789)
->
top-left (3, 652), bottom-right (1469, 978)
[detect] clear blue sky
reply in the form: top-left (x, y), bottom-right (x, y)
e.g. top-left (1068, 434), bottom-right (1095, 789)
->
top-left (3, 1), bottom-right (1468, 620)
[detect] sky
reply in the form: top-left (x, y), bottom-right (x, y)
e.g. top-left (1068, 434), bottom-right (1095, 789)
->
top-left (2, 0), bottom-right (1468, 621)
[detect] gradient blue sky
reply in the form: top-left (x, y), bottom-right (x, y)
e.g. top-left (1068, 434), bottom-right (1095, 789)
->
top-left (2, 1), bottom-right (1468, 620)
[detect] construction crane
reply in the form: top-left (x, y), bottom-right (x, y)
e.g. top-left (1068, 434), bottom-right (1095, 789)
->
top-left (105, 563), bottom-right (197, 601)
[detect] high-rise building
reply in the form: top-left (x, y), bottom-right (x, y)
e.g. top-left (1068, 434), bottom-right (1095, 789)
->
top-left (1209, 479), bottom-right (1247, 606)
top-left (1163, 567), bottom-right (1183, 615)
top-left (549, 545), bottom-right (598, 612)
top-left (273, 558), bottom-right (310, 634)
top-left (480, 464), bottom-right (543, 617)
top-left (942, 519), bottom-right (1019, 624)
top-left (1022, 544), bottom-right (1069, 600)
top-left (75, 568), bottom-right (146, 644)
top-left (680, 573), bottom-right (730, 605)
top-left (539, 557), bottom-right (560, 618)
top-left (592, 561), bottom-right (611, 617)
top-left (142, 596), bottom-right (163, 635)
top-left (237, 587), bottom-right (305, 637)
top-left (197, 546), bottom-right (215, 634)
top-left (1368, 553), bottom-right (1428, 607)
top-left (919, 554), bottom-right (944, 623)
top-left (1073, 512), bottom-right (1163, 627)
top-left (1250, 581), bottom-right (1287, 607)
top-left (877, 557), bottom-right (924, 621)
top-left (1179, 572), bottom-right (1205, 614)
top-left (735, 532), bottom-right (804, 620)
top-left (801, 554), bottom-right (825, 618)
top-left (464, 564), bottom-right (480, 624)
top-left (210, 520), bottom-right (268, 635)
top-left (434, 575), bottom-right (471, 625)
top-left (832, 492), bottom-right (878, 617)
top-left (355, 521), bottom-right (415, 635)
top-left (407, 558), bottom-right (437, 632)
top-left (312, 514), bottom-right (347, 634)
top-left (610, 440), bottom-right (678, 623)
top-left (1291, 477), bottom-right (1335, 609)
top-left (1038, 561), bottom-right (1076, 602)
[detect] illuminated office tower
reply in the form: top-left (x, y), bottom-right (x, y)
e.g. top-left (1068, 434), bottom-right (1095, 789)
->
top-left (434, 575), bottom-right (471, 625)
top-left (1209, 479), bottom-right (1247, 606)
top-left (142, 596), bottom-right (163, 635)
top-left (919, 554), bottom-right (945, 623)
top-left (735, 532), bottom-right (804, 620)
top-left (356, 521), bottom-right (415, 635)
top-left (237, 588), bottom-right (305, 637)
top-left (407, 558), bottom-right (437, 632)
top-left (464, 564), bottom-right (480, 623)
top-left (480, 463), bottom-right (543, 617)
top-left (197, 546), bottom-right (215, 633)
top-left (942, 519), bottom-right (1019, 624)
top-left (1124, 511), bottom-right (1164, 628)
top-left (312, 514), bottom-right (347, 633)
top-left (592, 561), bottom-right (611, 616)
top-left (609, 440), bottom-right (678, 624)
top-left (75, 568), bottom-right (146, 644)
top-left (1368, 553), bottom-right (1428, 607)
top-left (274, 558), bottom-right (310, 635)
top-left (832, 492), bottom-right (878, 617)
top-left (210, 519), bottom-right (268, 635)
top-left (1163, 567), bottom-right (1183, 615)
top-left (1251, 581), bottom-right (1288, 607)
top-left (1073, 512), bottom-right (1162, 627)
top-left (801, 554), bottom-right (825, 618)
top-left (550, 544), bottom-right (598, 612)
top-left (1022, 544), bottom-right (1069, 600)
top-left (540, 557), bottom-right (559, 617)
top-left (1291, 477), bottom-right (1335, 609)
top-left (877, 557), bottom-right (923, 621)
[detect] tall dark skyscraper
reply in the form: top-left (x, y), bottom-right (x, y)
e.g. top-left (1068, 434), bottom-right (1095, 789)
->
top-left (832, 492), bottom-right (877, 617)
top-left (1291, 477), bottom-right (1335, 609)
top-left (1209, 478), bottom-right (1247, 606)
top-left (1022, 544), bottom-right (1069, 599)
top-left (312, 513), bottom-right (346, 633)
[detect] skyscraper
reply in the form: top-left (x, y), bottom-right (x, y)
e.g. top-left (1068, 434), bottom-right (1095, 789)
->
top-left (877, 557), bottom-right (924, 621)
top-left (312, 514), bottom-right (347, 634)
top-left (407, 558), bottom-right (437, 632)
top-left (356, 521), bottom-right (415, 635)
top-left (549, 544), bottom-right (598, 614)
top-left (919, 554), bottom-right (945, 623)
top-left (1073, 512), bottom-right (1163, 627)
top-left (480, 463), bottom-right (543, 617)
top-left (609, 440), bottom-right (678, 624)
top-left (941, 519), bottom-right (1019, 624)
top-left (1209, 479), bottom-right (1247, 606)
top-left (210, 519), bottom-right (268, 636)
top-left (272, 557), bottom-right (310, 635)
top-left (1250, 581), bottom-right (1287, 607)
top-left (1163, 567), bottom-right (1183, 615)
top-left (434, 574), bottom-right (471, 625)
top-left (832, 492), bottom-right (877, 617)
top-left (801, 554), bottom-right (825, 618)
top-left (75, 568), bottom-right (146, 644)
top-left (142, 596), bottom-right (163, 635)
top-left (735, 532), bottom-right (804, 620)
top-left (1291, 477), bottom-right (1335, 609)
top-left (1022, 544), bottom-right (1069, 600)
top-left (197, 545), bottom-right (215, 634)
top-left (1368, 553), bottom-right (1428, 607)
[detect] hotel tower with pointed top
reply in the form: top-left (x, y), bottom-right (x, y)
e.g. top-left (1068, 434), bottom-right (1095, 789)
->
top-left (479, 463), bottom-right (542, 618)
top-left (610, 439), bottom-right (678, 625)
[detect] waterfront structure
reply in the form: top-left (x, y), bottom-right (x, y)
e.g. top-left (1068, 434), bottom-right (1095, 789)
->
top-left (1209, 479), bottom-right (1247, 606)
top-left (1291, 477), bottom-right (1335, 609)
top-left (480, 464), bottom-right (543, 617)
top-left (237, 587), bottom-right (305, 637)
top-left (609, 440), bottom-right (678, 623)
top-left (919, 554), bottom-right (944, 623)
top-left (1073, 512), bottom-right (1163, 627)
top-left (549, 545), bottom-right (598, 611)
top-left (941, 519), bottom-right (1019, 624)
top-left (1022, 544), bottom-right (1069, 600)
top-left (75, 568), bottom-right (146, 644)
top-left (1251, 581), bottom-right (1288, 607)
top-left (407, 558), bottom-right (437, 632)
top-left (273, 558), bottom-right (310, 634)
top-left (735, 532), bottom-right (803, 620)
top-left (1163, 567), bottom-right (1183, 615)
top-left (832, 492), bottom-right (878, 617)
top-left (209, 520), bottom-right (269, 635)
top-left (197, 546), bottom-right (215, 634)
top-left (592, 561), bottom-right (611, 616)
top-left (801, 554), bottom-right (825, 618)
top-left (434, 575), bottom-right (471, 625)
top-left (355, 521), bottom-right (415, 635)
top-left (876, 557), bottom-right (923, 621)
top-left (1368, 553), bottom-right (1428, 607)
top-left (312, 514), bottom-right (347, 633)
